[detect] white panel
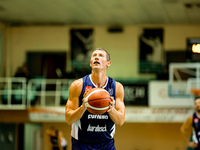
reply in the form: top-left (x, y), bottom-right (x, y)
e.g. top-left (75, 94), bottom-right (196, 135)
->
top-left (33, 130), bottom-right (42, 150)
top-left (125, 106), bottom-right (194, 122)
top-left (149, 81), bottom-right (194, 107)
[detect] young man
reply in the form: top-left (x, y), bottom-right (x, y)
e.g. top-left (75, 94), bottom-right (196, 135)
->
top-left (181, 96), bottom-right (200, 150)
top-left (65, 48), bottom-right (125, 150)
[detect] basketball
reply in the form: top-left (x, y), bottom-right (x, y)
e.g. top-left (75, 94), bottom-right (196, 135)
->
top-left (84, 88), bottom-right (111, 115)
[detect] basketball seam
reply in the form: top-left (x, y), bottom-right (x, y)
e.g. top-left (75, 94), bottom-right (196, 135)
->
top-left (85, 102), bottom-right (110, 111)
top-left (84, 89), bottom-right (109, 102)
top-left (86, 97), bottom-right (110, 102)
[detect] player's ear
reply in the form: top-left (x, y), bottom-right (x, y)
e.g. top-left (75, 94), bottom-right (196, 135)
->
top-left (107, 61), bottom-right (111, 67)
top-left (90, 60), bottom-right (92, 67)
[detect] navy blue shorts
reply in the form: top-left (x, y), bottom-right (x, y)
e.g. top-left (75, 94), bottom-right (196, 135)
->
top-left (72, 137), bottom-right (116, 150)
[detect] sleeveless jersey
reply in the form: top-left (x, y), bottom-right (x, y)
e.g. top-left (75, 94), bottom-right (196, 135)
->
top-left (71, 74), bottom-right (116, 144)
top-left (192, 112), bottom-right (200, 149)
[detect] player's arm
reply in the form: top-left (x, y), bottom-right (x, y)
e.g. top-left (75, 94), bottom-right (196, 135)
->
top-left (180, 115), bottom-right (197, 148)
top-left (58, 131), bottom-right (63, 150)
top-left (65, 79), bottom-right (87, 125)
top-left (108, 82), bottom-right (125, 126)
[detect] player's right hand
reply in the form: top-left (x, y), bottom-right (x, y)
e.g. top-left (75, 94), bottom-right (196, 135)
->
top-left (82, 98), bottom-right (88, 110)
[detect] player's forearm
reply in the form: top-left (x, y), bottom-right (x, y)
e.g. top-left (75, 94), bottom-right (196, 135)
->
top-left (180, 129), bottom-right (191, 144)
top-left (65, 105), bottom-right (86, 125)
top-left (108, 107), bottom-right (125, 126)
top-left (182, 134), bottom-right (190, 144)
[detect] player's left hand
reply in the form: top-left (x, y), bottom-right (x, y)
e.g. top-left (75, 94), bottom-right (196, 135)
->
top-left (107, 97), bottom-right (114, 112)
top-left (188, 141), bottom-right (198, 148)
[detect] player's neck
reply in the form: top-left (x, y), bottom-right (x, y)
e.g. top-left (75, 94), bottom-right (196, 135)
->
top-left (196, 111), bottom-right (200, 117)
top-left (91, 72), bottom-right (107, 88)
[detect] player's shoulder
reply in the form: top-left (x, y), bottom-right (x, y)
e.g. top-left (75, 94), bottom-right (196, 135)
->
top-left (115, 81), bottom-right (123, 89)
top-left (115, 81), bottom-right (124, 95)
top-left (69, 78), bottom-right (83, 96)
top-left (186, 115), bottom-right (193, 124)
top-left (70, 78), bottom-right (83, 89)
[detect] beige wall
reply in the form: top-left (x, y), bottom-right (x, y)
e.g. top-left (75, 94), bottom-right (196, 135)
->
top-left (94, 26), bottom-right (139, 79)
top-left (0, 23), bottom-right (6, 76)
top-left (4, 25), bottom-right (200, 80)
top-left (164, 25), bottom-right (200, 50)
top-left (115, 123), bottom-right (185, 150)
top-left (5, 26), bottom-right (70, 77)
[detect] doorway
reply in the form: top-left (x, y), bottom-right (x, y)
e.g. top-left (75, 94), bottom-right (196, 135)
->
top-left (26, 52), bottom-right (67, 79)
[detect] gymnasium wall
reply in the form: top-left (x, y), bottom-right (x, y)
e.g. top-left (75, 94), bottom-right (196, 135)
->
top-left (0, 23), bottom-right (6, 77)
top-left (1, 24), bottom-right (200, 150)
top-left (3, 25), bottom-right (200, 80)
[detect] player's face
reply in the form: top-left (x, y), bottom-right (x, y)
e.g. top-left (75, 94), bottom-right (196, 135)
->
top-left (195, 99), bottom-right (200, 112)
top-left (90, 50), bottom-right (111, 70)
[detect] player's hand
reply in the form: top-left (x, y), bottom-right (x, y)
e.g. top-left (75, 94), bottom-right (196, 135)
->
top-left (188, 141), bottom-right (198, 148)
top-left (107, 97), bottom-right (114, 112)
top-left (82, 98), bottom-right (88, 110)
top-left (82, 89), bottom-right (90, 110)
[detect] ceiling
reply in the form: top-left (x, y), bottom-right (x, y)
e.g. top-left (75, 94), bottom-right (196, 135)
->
top-left (0, 0), bottom-right (200, 26)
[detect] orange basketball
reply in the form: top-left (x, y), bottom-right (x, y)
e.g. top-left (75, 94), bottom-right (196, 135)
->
top-left (84, 88), bottom-right (111, 115)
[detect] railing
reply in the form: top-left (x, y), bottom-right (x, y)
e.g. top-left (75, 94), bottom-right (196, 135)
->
top-left (0, 77), bottom-right (74, 110)
top-left (0, 77), bottom-right (27, 109)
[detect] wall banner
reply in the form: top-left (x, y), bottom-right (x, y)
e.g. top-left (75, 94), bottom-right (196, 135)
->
top-left (123, 83), bottom-right (148, 106)
top-left (125, 107), bottom-right (194, 123)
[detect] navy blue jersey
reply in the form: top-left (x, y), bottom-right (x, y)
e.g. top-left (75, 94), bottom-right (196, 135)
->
top-left (192, 112), bottom-right (200, 149)
top-left (71, 74), bottom-right (116, 144)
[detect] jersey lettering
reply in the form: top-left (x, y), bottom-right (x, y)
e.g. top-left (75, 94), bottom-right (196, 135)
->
top-left (87, 124), bottom-right (107, 132)
top-left (88, 114), bottom-right (108, 119)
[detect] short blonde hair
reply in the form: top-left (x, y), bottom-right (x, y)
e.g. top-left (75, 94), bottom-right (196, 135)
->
top-left (95, 48), bottom-right (110, 61)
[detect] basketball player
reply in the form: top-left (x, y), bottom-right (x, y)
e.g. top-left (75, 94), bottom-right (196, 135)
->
top-left (181, 96), bottom-right (200, 150)
top-left (46, 126), bottom-right (67, 150)
top-left (65, 48), bottom-right (125, 150)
